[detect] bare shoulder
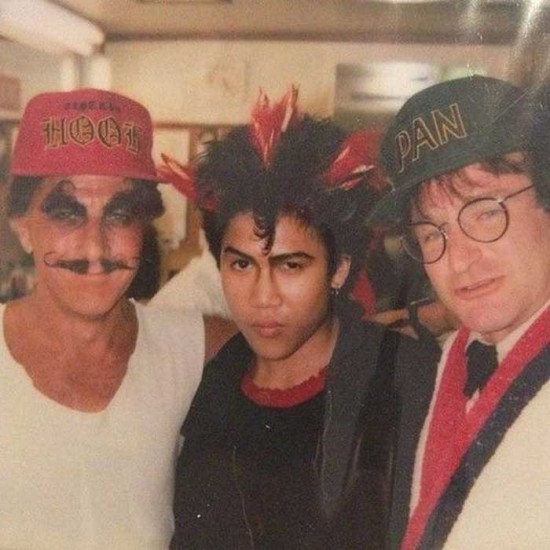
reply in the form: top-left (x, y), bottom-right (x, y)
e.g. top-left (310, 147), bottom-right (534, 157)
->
top-left (203, 315), bottom-right (238, 363)
top-left (3, 297), bottom-right (34, 357)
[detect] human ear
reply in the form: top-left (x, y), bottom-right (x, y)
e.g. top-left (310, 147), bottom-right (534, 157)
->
top-left (330, 254), bottom-right (351, 291)
top-left (9, 217), bottom-right (33, 254)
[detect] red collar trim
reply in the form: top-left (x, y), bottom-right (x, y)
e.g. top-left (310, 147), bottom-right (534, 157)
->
top-left (241, 367), bottom-right (327, 408)
top-left (403, 305), bottom-right (550, 550)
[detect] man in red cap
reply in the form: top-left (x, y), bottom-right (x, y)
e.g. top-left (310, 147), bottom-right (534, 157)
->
top-left (0, 88), bottom-right (233, 549)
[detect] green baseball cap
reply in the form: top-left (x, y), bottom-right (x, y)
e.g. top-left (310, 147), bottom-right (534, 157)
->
top-left (370, 75), bottom-right (537, 222)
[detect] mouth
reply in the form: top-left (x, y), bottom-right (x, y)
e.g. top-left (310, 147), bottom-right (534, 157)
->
top-left (455, 277), bottom-right (502, 300)
top-left (250, 321), bottom-right (284, 338)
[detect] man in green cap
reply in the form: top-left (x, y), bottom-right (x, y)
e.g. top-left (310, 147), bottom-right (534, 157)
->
top-left (376, 75), bottom-right (550, 549)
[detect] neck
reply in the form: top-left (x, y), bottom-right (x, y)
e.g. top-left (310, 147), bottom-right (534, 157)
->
top-left (252, 315), bottom-right (339, 390)
top-left (4, 294), bottom-right (138, 412)
top-left (5, 291), bottom-right (137, 374)
top-left (479, 299), bottom-right (550, 354)
top-left (26, 288), bottom-right (132, 340)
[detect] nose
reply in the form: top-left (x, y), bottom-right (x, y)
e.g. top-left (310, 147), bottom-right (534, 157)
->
top-left (81, 219), bottom-right (110, 273)
top-left (250, 269), bottom-right (282, 308)
top-left (444, 225), bottom-right (482, 273)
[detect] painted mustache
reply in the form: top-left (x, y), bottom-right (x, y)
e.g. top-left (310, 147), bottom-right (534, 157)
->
top-left (43, 252), bottom-right (139, 274)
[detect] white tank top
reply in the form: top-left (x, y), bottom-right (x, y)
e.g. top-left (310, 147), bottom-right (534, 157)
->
top-left (0, 302), bottom-right (204, 549)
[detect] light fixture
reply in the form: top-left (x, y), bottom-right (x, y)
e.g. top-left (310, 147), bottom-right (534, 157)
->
top-left (0, 0), bottom-right (105, 56)
top-left (133, 1), bottom-right (231, 4)
top-left (351, 0), bottom-right (448, 3)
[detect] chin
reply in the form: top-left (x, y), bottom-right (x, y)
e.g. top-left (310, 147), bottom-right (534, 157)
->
top-left (248, 344), bottom-right (290, 362)
top-left (453, 298), bottom-right (503, 327)
top-left (68, 305), bottom-right (119, 320)
top-left (60, 292), bottom-right (128, 319)
top-left (460, 310), bottom-right (516, 341)
top-left (245, 338), bottom-right (294, 363)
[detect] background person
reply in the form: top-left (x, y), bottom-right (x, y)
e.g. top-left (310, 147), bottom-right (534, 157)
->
top-left (161, 88), bottom-right (439, 549)
top-left (148, 226), bottom-right (231, 317)
top-left (0, 88), bottom-right (233, 549)
top-left (375, 75), bottom-right (550, 549)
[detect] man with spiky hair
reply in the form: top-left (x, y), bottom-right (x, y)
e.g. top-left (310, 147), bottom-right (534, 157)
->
top-left (162, 89), bottom-right (438, 549)
top-left (0, 88), bottom-right (234, 549)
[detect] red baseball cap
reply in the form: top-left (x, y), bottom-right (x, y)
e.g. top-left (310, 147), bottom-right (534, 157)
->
top-left (12, 88), bottom-right (159, 182)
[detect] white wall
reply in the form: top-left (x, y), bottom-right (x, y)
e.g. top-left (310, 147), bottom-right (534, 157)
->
top-left (0, 37), bottom-right (515, 127)
top-left (106, 39), bottom-right (513, 124)
top-left (0, 40), bottom-right (81, 117)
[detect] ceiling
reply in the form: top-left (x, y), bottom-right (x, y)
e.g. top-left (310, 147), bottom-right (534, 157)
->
top-left (50, 0), bottom-right (550, 45)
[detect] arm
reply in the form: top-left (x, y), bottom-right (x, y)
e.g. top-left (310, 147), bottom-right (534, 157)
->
top-left (372, 300), bottom-right (459, 339)
top-left (203, 315), bottom-right (238, 363)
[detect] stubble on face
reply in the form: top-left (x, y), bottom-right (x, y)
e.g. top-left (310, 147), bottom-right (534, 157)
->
top-left (414, 168), bottom-right (550, 343)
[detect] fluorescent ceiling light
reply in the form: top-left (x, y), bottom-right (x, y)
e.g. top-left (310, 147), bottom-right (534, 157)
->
top-left (134, 0), bottom-right (231, 4)
top-left (355, 0), bottom-right (448, 3)
top-left (0, 0), bottom-right (105, 56)
top-left (353, 0), bottom-right (448, 4)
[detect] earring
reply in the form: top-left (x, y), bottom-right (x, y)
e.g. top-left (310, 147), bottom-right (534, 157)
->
top-left (330, 286), bottom-right (340, 298)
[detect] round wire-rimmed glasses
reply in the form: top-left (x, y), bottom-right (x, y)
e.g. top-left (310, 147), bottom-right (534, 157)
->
top-left (401, 184), bottom-right (535, 264)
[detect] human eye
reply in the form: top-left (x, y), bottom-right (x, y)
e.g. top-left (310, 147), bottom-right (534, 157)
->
top-left (231, 258), bottom-right (251, 271)
top-left (477, 205), bottom-right (502, 221)
top-left (275, 254), bottom-right (310, 273)
top-left (50, 207), bottom-right (82, 222)
top-left (280, 262), bottom-right (303, 274)
top-left (465, 199), bottom-right (504, 226)
top-left (414, 224), bottom-right (441, 246)
top-left (43, 200), bottom-right (85, 226)
top-left (104, 208), bottom-right (135, 226)
top-left (105, 193), bottom-right (143, 226)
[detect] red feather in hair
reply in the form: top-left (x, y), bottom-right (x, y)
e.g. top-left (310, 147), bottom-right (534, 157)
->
top-left (158, 153), bottom-right (218, 211)
top-left (249, 86), bottom-right (301, 167)
top-left (321, 130), bottom-right (386, 191)
top-left (158, 89), bottom-right (388, 212)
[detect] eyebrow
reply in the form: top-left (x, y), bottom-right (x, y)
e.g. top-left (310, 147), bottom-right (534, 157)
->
top-left (41, 186), bottom-right (85, 216)
top-left (270, 251), bottom-right (315, 264)
top-left (222, 245), bottom-right (251, 258)
top-left (222, 245), bottom-right (315, 264)
top-left (40, 182), bottom-right (140, 216)
top-left (104, 190), bottom-right (143, 214)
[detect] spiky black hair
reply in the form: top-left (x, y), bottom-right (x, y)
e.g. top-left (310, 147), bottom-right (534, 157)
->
top-left (198, 116), bottom-right (380, 293)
